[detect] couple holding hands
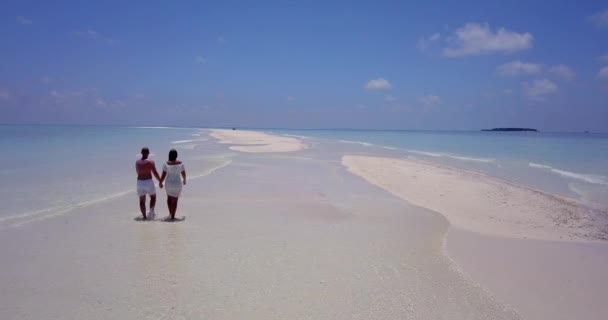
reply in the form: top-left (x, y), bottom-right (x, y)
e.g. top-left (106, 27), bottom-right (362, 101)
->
top-left (135, 147), bottom-right (186, 220)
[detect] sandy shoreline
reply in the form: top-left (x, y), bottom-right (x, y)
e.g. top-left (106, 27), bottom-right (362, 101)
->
top-left (0, 138), bottom-right (522, 319)
top-left (2, 129), bottom-right (607, 319)
top-left (340, 154), bottom-right (608, 319)
top-left (209, 129), bottom-right (307, 152)
top-left (343, 155), bottom-right (608, 241)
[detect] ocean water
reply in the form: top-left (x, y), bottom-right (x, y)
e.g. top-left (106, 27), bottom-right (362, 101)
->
top-left (0, 125), bottom-right (230, 227)
top-left (267, 129), bottom-right (608, 206)
top-left (1, 126), bottom-right (606, 228)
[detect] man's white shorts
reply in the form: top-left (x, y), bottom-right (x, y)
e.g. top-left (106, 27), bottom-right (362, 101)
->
top-left (137, 179), bottom-right (156, 196)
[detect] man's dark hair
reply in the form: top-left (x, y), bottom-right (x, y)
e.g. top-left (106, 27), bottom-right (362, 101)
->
top-left (168, 149), bottom-right (178, 161)
top-left (141, 147), bottom-right (150, 155)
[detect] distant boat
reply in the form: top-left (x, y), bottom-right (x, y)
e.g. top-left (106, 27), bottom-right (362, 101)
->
top-left (481, 128), bottom-right (538, 132)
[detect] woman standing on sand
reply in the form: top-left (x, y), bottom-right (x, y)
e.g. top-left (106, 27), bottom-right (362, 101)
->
top-left (159, 149), bottom-right (186, 220)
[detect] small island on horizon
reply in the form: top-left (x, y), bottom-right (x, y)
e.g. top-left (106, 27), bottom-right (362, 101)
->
top-left (481, 128), bottom-right (538, 132)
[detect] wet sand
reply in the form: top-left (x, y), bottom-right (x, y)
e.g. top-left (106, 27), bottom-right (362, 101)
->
top-left (0, 132), bottom-right (519, 320)
top-left (2, 129), bottom-right (606, 319)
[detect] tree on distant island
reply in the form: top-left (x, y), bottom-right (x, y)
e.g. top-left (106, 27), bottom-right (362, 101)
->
top-left (481, 128), bottom-right (538, 132)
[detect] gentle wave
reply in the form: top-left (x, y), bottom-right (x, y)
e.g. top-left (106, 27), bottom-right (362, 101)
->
top-left (4, 159), bottom-right (233, 228)
top-left (408, 150), bottom-right (495, 163)
top-left (407, 150), bottom-right (444, 157)
top-left (336, 141), bottom-right (495, 163)
top-left (172, 139), bottom-right (207, 144)
top-left (281, 134), bottom-right (311, 139)
top-left (175, 144), bottom-right (197, 150)
top-left (128, 126), bottom-right (181, 129)
top-left (5, 190), bottom-right (134, 228)
top-left (529, 163), bottom-right (608, 185)
top-left (338, 140), bottom-right (374, 147)
top-left (189, 159), bottom-right (233, 180)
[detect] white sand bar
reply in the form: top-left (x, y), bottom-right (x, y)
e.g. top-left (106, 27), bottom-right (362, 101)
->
top-left (0, 150), bottom-right (522, 320)
top-left (342, 155), bottom-right (608, 241)
top-left (209, 129), bottom-right (307, 153)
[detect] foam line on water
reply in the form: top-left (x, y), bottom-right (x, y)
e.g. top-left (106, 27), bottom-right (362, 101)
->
top-left (5, 190), bottom-right (135, 228)
top-left (338, 139), bottom-right (374, 147)
top-left (407, 150), bottom-right (496, 163)
top-left (280, 133), bottom-right (312, 139)
top-left (6, 159), bottom-right (233, 228)
top-left (171, 139), bottom-right (208, 144)
top-left (127, 126), bottom-right (182, 129)
top-left (188, 159), bottom-right (233, 180)
top-left (529, 162), bottom-right (608, 185)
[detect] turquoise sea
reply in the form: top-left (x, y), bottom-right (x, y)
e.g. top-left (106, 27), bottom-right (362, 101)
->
top-left (1, 125), bottom-right (607, 226)
top-left (0, 125), bottom-right (229, 226)
top-left (267, 129), bottom-right (608, 206)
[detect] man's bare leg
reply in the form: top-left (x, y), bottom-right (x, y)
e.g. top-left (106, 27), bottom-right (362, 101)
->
top-left (139, 195), bottom-right (147, 219)
top-left (150, 194), bottom-right (156, 211)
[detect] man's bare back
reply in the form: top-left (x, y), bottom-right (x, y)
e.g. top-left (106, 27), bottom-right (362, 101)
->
top-left (136, 159), bottom-right (157, 180)
top-left (136, 147), bottom-right (161, 220)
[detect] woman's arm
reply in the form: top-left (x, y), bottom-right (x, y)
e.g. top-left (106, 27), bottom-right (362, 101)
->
top-left (159, 171), bottom-right (167, 188)
top-left (181, 167), bottom-right (187, 185)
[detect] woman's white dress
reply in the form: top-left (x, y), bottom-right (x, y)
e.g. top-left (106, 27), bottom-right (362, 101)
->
top-left (163, 163), bottom-right (185, 197)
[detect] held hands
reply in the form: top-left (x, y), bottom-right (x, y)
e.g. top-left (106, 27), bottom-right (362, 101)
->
top-left (183, 180), bottom-right (187, 185)
top-left (159, 182), bottom-right (163, 188)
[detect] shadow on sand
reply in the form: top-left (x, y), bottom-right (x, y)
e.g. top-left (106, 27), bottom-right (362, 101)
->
top-left (133, 216), bottom-right (186, 222)
top-left (162, 216), bottom-right (186, 222)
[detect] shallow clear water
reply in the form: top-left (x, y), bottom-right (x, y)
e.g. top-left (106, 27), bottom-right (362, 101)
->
top-left (1, 126), bottom-right (606, 224)
top-left (0, 125), bottom-right (221, 222)
top-left (266, 129), bottom-right (608, 206)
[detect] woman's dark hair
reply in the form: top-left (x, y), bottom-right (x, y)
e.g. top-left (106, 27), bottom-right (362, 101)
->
top-left (168, 149), bottom-right (178, 161)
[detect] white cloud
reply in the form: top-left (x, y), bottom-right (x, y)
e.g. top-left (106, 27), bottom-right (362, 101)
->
top-left (385, 95), bottom-right (397, 102)
top-left (50, 88), bottom-right (94, 98)
top-left (195, 56), bottom-right (206, 64)
top-left (549, 64), bottom-right (576, 81)
top-left (503, 88), bottom-right (513, 95)
top-left (218, 36), bottom-right (227, 44)
top-left (496, 61), bottom-right (542, 76)
top-left (598, 55), bottom-right (608, 63)
top-left (287, 96), bottom-right (296, 102)
top-left (355, 104), bottom-right (368, 110)
top-left (418, 95), bottom-right (442, 107)
top-left (599, 66), bottom-right (608, 80)
top-left (588, 10), bottom-right (608, 28)
top-left (47, 88), bottom-right (128, 110)
top-left (523, 78), bottom-right (558, 101)
top-left (365, 78), bottom-right (392, 90)
top-left (73, 29), bottom-right (117, 45)
top-left (443, 23), bottom-right (533, 57)
top-left (17, 16), bottom-right (32, 25)
top-left (416, 33), bottom-right (441, 52)
top-left (96, 98), bottom-right (127, 109)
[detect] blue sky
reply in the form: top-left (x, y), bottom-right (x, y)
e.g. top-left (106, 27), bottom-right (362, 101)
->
top-left (1, 1), bottom-right (607, 131)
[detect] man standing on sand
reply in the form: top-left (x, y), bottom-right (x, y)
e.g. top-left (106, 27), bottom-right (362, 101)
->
top-left (136, 147), bottom-right (161, 220)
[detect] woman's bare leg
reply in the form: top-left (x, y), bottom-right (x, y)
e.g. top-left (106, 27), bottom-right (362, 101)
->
top-left (168, 196), bottom-right (177, 219)
top-left (173, 197), bottom-right (179, 218)
top-left (166, 196), bottom-right (171, 218)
